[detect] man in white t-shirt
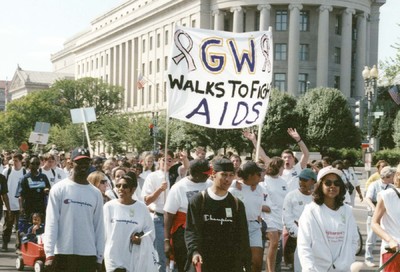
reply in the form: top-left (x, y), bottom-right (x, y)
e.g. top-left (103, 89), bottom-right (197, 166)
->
top-left (1, 153), bottom-right (26, 252)
top-left (164, 159), bottom-right (212, 272)
top-left (142, 150), bottom-right (175, 272)
top-left (44, 147), bottom-right (104, 272)
top-left (40, 153), bottom-right (66, 187)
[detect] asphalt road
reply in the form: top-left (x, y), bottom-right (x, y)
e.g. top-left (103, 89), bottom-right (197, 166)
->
top-left (0, 167), bottom-right (383, 271)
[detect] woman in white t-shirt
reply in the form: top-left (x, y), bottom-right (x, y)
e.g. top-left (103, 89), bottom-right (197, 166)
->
top-left (139, 154), bottom-right (155, 181)
top-left (372, 163), bottom-right (400, 267)
top-left (263, 157), bottom-right (287, 272)
top-left (103, 175), bottom-right (157, 272)
top-left (297, 167), bottom-right (358, 271)
top-left (229, 161), bottom-right (266, 272)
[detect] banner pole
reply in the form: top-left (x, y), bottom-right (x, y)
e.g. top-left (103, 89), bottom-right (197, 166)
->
top-left (255, 124), bottom-right (263, 162)
top-left (81, 108), bottom-right (93, 155)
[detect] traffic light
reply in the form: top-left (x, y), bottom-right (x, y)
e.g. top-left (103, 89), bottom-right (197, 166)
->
top-left (355, 100), bottom-right (361, 127)
top-left (149, 123), bottom-right (154, 136)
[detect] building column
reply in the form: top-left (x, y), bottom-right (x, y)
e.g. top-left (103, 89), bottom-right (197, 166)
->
top-left (355, 12), bottom-right (367, 98)
top-left (257, 4), bottom-right (271, 31)
top-left (369, 3), bottom-right (383, 67)
top-left (231, 6), bottom-right (244, 33)
top-left (287, 4), bottom-right (302, 96)
top-left (340, 8), bottom-right (355, 98)
top-left (213, 9), bottom-right (225, 31)
top-left (316, 5), bottom-right (332, 87)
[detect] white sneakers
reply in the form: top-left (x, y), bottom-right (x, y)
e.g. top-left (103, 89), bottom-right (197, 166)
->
top-left (365, 260), bottom-right (377, 267)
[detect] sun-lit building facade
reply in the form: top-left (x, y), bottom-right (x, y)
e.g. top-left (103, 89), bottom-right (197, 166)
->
top-left (51, 0), bottom-right (386, 113)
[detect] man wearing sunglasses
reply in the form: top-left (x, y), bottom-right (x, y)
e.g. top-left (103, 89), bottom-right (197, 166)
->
top-left (142, 150), bottom-right (175, 272)
top-left (44, 147), bottom-right (105, 272)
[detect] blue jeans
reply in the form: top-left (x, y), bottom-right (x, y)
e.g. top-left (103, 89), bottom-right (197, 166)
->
top-left (365, 215), bottom-right (377, 262)
top-left (153, 213), bottom-right (166, 272)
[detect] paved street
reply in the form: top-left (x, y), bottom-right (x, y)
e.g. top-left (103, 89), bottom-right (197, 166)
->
top-left (0, 167), bottom-right (383, 271)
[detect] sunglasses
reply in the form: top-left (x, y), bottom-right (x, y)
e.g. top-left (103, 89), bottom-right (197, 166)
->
top-left (116, 183), bottom-right (129, 189)
top-left (323, 179), bottom-right (341, 187)
top-left (100, 180), bottom-right (108, 184)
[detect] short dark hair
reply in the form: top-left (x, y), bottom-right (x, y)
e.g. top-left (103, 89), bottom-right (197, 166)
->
top-left (119, 174), bottom-right (137, 189)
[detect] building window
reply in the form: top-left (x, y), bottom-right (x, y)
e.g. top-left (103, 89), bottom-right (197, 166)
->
top-left (299, 44), bottom-right (309, 61)
top-left (141, 89), bottom-right (145, 106)
top-left (106, 54), bottom-right (109, 65)
top-left (335, 15), bottom-right (342, 35)
top-left (157, 58), bottom-right (160, 73)
top-left (142, 39), bottom-right (146, 53)
top-left (164, 82), bottom-right (167, 102)
top-left (157, 33), bottom-right (161, 48)
top-left (191, 20), bottom-right (196, 27)
top-left (156, 83), bottom-right (160, 103)
top-left (275, 43), bottom-right (287, 60)
top-left (334, 76), bottom-right (340, 89)
top-left (165, 30), bottom-right (169, 45)
top-left (298, 74), bottom-right (308, 94)
top-left (275, 10), bottom-right (288, 31)
top-left (149, 61), bottom-right (153, 75)
top-left (334, 47), bottom-right (341, 64)
top-left (148, 85), bottom-right (152, 104)
top-left (150, 36), bottom-right (153, 50)
top-left (78, 65), bottom-right (80, 75)
top-left (96, 58), bottom-right (98, 69)
top-left (142, 63), bottom-right (145, 75)
top-left (101, 56), bottom-right (104, 67)
top-left (300, 11), bottom-right (309, 31)
top-left (274, 73), bottom-right (286, 91)
top-left (165, 56), bottom-right (168, 70)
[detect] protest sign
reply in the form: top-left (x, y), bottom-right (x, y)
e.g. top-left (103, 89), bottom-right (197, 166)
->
top-left (167, 26), bottom-right (273, 129)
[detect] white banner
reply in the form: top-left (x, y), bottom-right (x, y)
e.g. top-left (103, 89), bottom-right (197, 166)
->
top-left (167, 26), bottom-right (273, 129)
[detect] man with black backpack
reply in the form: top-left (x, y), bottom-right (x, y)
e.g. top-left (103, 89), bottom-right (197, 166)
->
top-left (2, 153), bottom-right (26, 252)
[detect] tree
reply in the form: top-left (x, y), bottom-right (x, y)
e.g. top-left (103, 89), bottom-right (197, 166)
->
top-left (393, 110), bottom-right (400, 148)
top-left (260, 89), bottom-right (300, 151)
top-left (296, 87), bottom-right (361, 150)
top-left (0, 89), bottom-right (70, 149)
top-left (50, 77), bottom-right (123, 117)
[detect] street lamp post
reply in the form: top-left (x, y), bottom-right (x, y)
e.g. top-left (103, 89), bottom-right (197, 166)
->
top-left (361, 65), bottom-right (378, 178)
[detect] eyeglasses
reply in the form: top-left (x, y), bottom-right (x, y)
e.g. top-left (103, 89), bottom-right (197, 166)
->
top-left (100, 180), bottom-right (108, 184)
top-left (116, 183), bottom-right (129, 189)
top-left (323, 179), bottom-right (341, 187)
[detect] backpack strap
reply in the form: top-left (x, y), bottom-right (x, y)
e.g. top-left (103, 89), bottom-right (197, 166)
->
top-left (392, 188), bottom-right (400, 199)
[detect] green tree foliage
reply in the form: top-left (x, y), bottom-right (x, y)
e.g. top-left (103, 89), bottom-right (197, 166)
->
top-left (295, 88), bottom-right (361, 150)
top-left (260, 89), bottom-right (300, 150)
top-left (49, 124), bottom-right (86, 152)
top-left (0, 89), bottom-right (70, 149)
top-left (393, 110), bottom-right (400, 148)
top-left (50, 77), bottom-right (123, 118)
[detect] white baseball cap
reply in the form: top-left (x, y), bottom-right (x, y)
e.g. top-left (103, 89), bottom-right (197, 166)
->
top-left (317, 166), bottom-right (343, 182)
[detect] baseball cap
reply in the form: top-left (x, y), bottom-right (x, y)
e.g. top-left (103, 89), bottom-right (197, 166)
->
top-left (241, 161), bottom-right (263, 174)
top-left (213, 158), bottom-right (234, 172)
top-left (190, 159), bottom-right (212, 175)
top-left (71, 147), bottom-right (91, 161)
top-left (298, 168), bottom-right (317, 182)
top-left (317, 166), bottom-right (343, 182)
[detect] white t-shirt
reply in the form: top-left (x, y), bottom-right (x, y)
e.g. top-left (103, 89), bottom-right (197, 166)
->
top-left (141, 170), bottom-right (170, 213)
top-left (103, 199), bottom-right (155, 271)
top-left (3, 167), bottom-right (25, 211)
top-left (320, 204), bottom-right (347, 261)
top-left (282, 162), bottom-right (303, 192)
top-left (263, 175), bottom-right (288, 230)
top-left (282, 189), bottom-right (313, 237)
top-left (164, 177), bottom-right (212, 214)
top-left (229, 180), bottom-right (263, 221)
top-left (379, 188), bottom-right (400, 251)
top-left (44, 178), bottom-right (105, 262)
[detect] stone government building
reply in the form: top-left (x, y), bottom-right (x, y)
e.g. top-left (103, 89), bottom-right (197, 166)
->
top-left (50, 0), bottom-right (386, 115)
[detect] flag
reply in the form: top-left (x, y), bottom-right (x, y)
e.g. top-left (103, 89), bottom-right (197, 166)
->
top-left (388, 85), bottom-right (400, 105)
top-left (137, 73), bottom-right (147, 89)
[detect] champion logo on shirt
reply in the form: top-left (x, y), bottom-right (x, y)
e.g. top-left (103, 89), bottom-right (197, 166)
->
top-left (63, 199), bottom-right (93, 207)
top-left (204, 214), bottom-right (233, 225)
top-left (291, 171), bottom-right (297, 177)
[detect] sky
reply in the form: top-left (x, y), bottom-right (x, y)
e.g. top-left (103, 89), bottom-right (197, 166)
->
top-left (0, 0), bottom-right (399, 81)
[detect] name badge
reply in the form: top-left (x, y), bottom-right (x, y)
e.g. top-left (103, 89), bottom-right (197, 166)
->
top-left (225, 208), bottom-right (232, 218)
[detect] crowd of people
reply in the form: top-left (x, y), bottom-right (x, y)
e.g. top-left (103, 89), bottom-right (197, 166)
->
top-left (0, 129), bottom-right (399, 271)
